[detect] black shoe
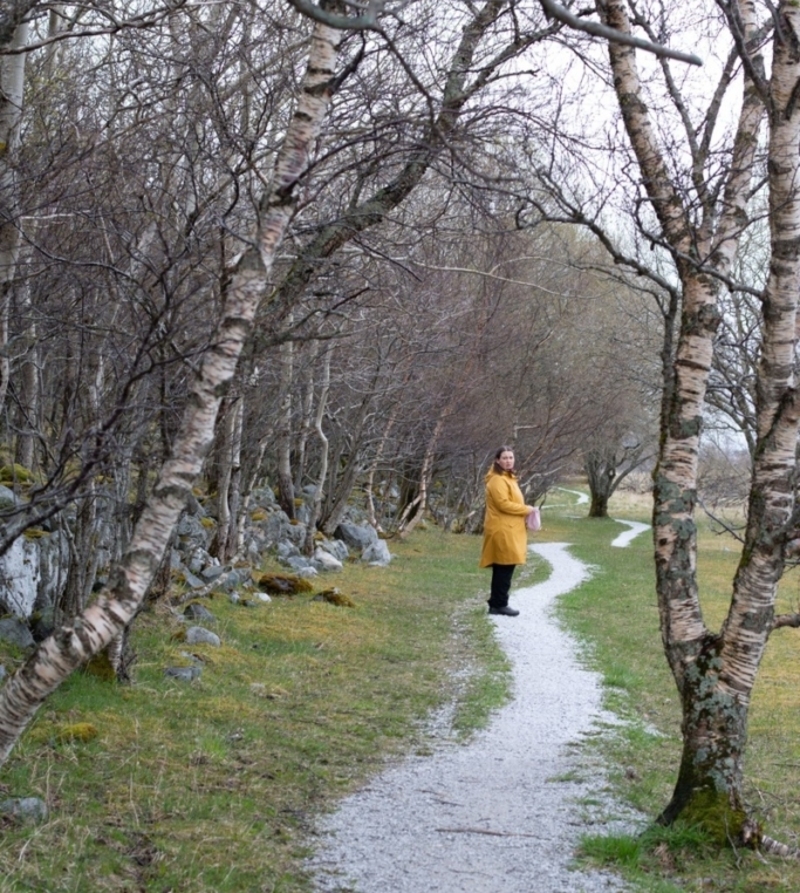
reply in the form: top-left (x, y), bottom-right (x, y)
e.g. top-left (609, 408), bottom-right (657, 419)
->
top-left (488, 605), bottom-right (519, 617)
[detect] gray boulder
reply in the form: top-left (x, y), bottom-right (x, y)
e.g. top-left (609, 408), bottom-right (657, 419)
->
top-left (0, 797), bottom-right (48, 823)
top-left (0, 536), bottom-right (40, 618)
top-left (0, 484), bottom-right (18, 509)
top-left (184, 603), bottom-right (216, 623)
top-left (180, 568), bottom-right (206, 590)
top-left (284, 555), bottom-right (317, 575)
top-left (284, 522), bottom-right (308, 547)
top-left (363, 539), bottom-right (392, 566)
top-left (336, 522), bottom-right (377, 551)
top-left (276, 541), bottom-right (300, 562)
top-left (317, 538), bottom-right (349, 563)
top-left (185, 626), bottom-right (221, 647)
top-left (164, 666), bottom-right (201, 682)
top-left (313, 547), bottom-right (343, 573)
top-left (0, 618), bottom-right (35, 649)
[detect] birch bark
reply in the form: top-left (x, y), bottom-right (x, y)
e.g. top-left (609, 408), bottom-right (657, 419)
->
top-left (0, 7), bottom-right (344, 767)
top-left (0, 19), bottom-right (28, 414)
top-left (599, 0), bottom-right (800, 839)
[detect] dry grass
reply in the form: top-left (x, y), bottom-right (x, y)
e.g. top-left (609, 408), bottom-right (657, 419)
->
top-left (0, 526), bottom-right (509, 893)
top-left (560, 485), bottom-right (800, 892)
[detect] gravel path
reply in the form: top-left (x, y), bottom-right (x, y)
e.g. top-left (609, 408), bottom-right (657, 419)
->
top-left (307, 537), bottom-right (645, 893)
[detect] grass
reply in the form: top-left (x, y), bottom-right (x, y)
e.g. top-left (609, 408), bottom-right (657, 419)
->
top-left (4, 490), bottom-right (800, 892)
top-left (549, 487), bottom-right (800, 892)
top-left (0, 525), bottom-right (510, 893)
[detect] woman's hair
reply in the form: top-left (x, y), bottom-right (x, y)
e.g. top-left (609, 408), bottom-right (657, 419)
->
top-left (492, 445), bottom-right (515, 475)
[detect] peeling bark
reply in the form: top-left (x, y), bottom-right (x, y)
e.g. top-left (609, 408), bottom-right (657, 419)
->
top-left (601, 0), bottom-right (800, 841)
top-left (0, 8), bottom-right (345, 767)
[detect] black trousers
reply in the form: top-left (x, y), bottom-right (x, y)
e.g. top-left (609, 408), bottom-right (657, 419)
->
top-left (488, 563), bottom-right (516, 608)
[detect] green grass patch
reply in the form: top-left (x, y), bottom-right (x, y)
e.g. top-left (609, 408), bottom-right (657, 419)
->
top-left (0, 526), bottom-right (509, 893)
top-left (5, 486), bottom-right (800, 892)
top-left (549, 486), bottom-right (800, 892)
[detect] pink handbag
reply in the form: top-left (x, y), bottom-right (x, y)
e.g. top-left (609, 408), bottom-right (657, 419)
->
top-left (526, 507), bottom-right (541, 532)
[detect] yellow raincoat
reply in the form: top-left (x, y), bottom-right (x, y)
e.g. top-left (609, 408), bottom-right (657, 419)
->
top-left (479, 469), bottom-right (530, 567)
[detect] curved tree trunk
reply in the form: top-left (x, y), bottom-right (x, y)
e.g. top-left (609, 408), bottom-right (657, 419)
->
top-left (601, 0), bottom-right (791, 841)
top-left (0, 6), bottom-right (344, 767)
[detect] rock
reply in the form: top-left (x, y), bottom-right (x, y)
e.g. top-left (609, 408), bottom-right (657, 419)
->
top-left (317, 538), bottom-right (349, 563)
top-left (284, 555), bottom-right (317, 575)
top-left (276, 541), bottom-right (300, 561)
top-left (284, 522), bottom-right (307, 546)
top-left (313, 547), bottom-right (343, 572)
top-left (0, 618), bottom-right (35, 649)
top-left (211, 568), bottom-right (248, 593)
top-left (200, 565), bottom-right (228, 581)
top-left (257, 573), bottom-right (313, 595)
top-left (184, 603), bottom-right (216, 623)
top-left (164, 666), bottom-right (201, 682)
top-left (180, 569), bottom-right (206, 589)
top-left (313, 588), bottom-right (355, 607)
top-left (0, 484), bottom-right (18, 509)
top-left (0, 797), bottom-right (48, 823)
top-left (0, 536), bottom-right (41, 617)
top-left (363, 539), bottom-right (392, 566)
top-left (335, 522), bottom-right (378, 551)
top-left (251, 487), bottom-right (278, 508)
top-left (0, 664), bottom-right (7, 683)
top-left (185, 626), bottom-right (221, 647)
top-left (186, 546), bottom-right (212, 574)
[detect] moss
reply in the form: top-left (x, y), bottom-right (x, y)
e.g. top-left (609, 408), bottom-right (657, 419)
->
top-left (22, 528), bottom-right (47, 540)
top-left (256, 573), bottom-right (313, 595)
top-left (313, 588), bottom-right (356, 608)
top-left (0, 463), bottom-right (34, 485)
top-left (82, 651), bottom-right (117, 681)
top-left (680, 788), bottom-right (748, 846)
top-left (55, 722), bottom-right (99, 744)
top-left (250, 509), bottom-right (267, 522)
top-left (200, 517), bottom-right (216, 529)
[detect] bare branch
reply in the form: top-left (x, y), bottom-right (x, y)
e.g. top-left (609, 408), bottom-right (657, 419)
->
top-left (771, 612), bottom-right (800, 630)
top-left (1, 0), bottom-right (191, 54)
top-left (283, 0), bottom-right (413, 30)
top-left (540, 0), bottom-right (702, 65)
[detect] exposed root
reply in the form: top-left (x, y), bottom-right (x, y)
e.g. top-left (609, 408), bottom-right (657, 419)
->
top-left (760, 835), bottom-right (800, 859)
top-left (739, 818), bottom-right (800, 859)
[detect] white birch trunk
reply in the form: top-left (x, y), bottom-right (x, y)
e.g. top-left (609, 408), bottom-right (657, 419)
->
top-left (0, 12), bottom-right (344, 767)
top-left (0, 21), bottom-right (28, 413)
top-left (601, 0), bottom-right (795, 835)
top-left (303, 346), bottom-right (332, 555)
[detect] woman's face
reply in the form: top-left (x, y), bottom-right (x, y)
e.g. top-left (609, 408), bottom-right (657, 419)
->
top-left (498, 450), bottom-right (515, 471)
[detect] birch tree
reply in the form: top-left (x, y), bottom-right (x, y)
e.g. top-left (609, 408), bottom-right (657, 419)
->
top-left (592, 0), bottom-right (800, 845)
top-left (0, 1), bottom-right (345, 767)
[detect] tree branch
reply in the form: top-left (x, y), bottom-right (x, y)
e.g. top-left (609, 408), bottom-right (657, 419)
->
top-left (283, 0), bottom-right (413, 30)
top-left (540, 0), bottom-right (702, 65)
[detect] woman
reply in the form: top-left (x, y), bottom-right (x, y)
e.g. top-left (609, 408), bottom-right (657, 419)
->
top-left (479, 446), bottom-right (536, 616)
